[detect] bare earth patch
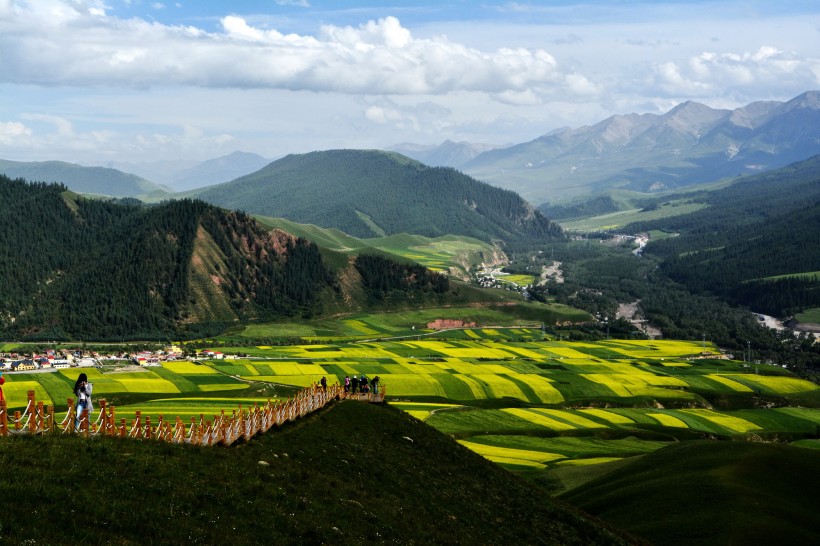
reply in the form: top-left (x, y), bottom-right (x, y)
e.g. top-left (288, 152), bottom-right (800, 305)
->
top-left (540, 261), bottom-right (564, 284)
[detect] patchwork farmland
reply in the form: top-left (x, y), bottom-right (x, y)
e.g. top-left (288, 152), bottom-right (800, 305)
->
top-left (197, 337), bottom-right (819, 481)
top-left (3, 337), bottom-right (818, 487)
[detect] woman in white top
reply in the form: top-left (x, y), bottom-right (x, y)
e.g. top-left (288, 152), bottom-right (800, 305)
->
top-left (73, 373), bottom-right (93, 431)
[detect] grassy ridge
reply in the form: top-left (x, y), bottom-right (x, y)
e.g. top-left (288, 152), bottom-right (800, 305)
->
top-left (561, 441), bottom-right (820, 545)
top-left (255, 215), bottom-right (498, 276)
top-left (0, 402), bottom-right (629, 545)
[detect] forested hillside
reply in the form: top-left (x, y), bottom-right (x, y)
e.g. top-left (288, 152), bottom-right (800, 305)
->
top-left (192, 149), bottom-right (562, 246)
top-left (0, 176), bottom-right (466, 340)
top-left (632, 155), bottom-right (820, 316)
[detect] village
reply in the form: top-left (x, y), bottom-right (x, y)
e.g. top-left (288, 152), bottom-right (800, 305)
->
top-left (0, 346), bottom-right (238, 373)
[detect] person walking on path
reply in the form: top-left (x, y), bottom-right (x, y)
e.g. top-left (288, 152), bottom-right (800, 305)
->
top-left (73, 373), bottom-right (93, 431)
top-left (344, 375), bottom-right (350, 393)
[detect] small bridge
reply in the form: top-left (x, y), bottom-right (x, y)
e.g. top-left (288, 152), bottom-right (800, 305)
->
top-left (0, 383), bottom-right (385, 447)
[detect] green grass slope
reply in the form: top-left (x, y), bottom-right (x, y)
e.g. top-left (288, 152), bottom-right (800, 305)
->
top-left (561, 441), bottom-right (820, 546)
top-left (0, 402), bottom-right (629, 545)
top-left (255, 215), bottom-right (501, 277)
top-left (192, 149), bottom-right (562, 243)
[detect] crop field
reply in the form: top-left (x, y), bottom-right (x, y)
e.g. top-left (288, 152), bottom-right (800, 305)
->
top-left (191, 337), bottom-right (820, 475)
top-left (3, 337), bottom-right (818, 480)
top-left (495, 274), bottom-right (537, 287)
top-left (228, 303), bottom-right (590, 341)
top-left (1, 363), bottom-right (256, 424)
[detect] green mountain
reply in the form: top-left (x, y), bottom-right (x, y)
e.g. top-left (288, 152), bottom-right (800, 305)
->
top-left (0, 159), bottom-right (170, 199)
top-left (562, 441), bottom-right (820, 545)
top-left (0, 176), bottom-right (461, 340)
top-left (190, 149), bottom-right (562, 245)
top-left (630, 154), bottom-right (820, 316)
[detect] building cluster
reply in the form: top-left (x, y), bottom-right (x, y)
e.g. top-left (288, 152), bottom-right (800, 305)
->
top-left (0, 346), bottom-right (186, 372)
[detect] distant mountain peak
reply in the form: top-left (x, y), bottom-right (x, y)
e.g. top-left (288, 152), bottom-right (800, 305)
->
top-left (460, 90), bottom-right (820, 205)
top-left (386, 140), bottom-right (501, 168)
top-left (782, 90), bottom-right (820, 111)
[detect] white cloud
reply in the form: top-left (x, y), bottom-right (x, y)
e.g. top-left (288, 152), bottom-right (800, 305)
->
top-left (0, 120), bottom-right (32, 145)
top-left (652, 46), bottom-right (820, 97)
top-left (0, 4), bottom-right (577, 99)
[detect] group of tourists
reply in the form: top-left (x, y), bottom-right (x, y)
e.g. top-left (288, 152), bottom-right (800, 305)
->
top-left (343, 374), bottom-right (380, 395)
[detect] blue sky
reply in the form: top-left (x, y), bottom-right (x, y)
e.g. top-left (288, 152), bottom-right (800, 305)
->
top-left (1, 0), bottom-right (818, 166)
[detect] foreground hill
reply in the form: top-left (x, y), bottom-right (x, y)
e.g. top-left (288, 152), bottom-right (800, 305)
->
top-left (0, 158), bottom-right (169, 199)
top-left (464, 90), bottom-right (820, 205)
top-left (191, 149), bottom-right (562, 244)
top-left (562, 441), bottom-right (820, 545)
top-left (0, 402), bottom-right (629, 545)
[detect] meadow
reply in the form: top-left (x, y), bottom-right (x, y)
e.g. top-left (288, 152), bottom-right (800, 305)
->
top-left (795, 307), bottom-right (820, 324)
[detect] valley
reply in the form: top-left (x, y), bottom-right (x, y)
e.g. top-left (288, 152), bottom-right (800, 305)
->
top-left (1, 70), bottom-right (820, 546)
top-left (3, 2), bottom-right (820, 544)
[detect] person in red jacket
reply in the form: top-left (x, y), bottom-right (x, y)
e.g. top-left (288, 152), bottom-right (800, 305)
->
top-left (0, 370), bottom-right (5, 403)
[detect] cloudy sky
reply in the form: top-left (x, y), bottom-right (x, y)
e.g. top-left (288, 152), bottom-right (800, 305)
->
top-left (1, 0), bottom-right (818, 166)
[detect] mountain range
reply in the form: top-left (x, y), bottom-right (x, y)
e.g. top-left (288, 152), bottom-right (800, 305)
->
top-left (105, 151), bottom-right (272, 192)
top-left (387, 139), bottom-right (500, 168)
top-left (398, 91), bottom-right (820, 206)
top-left (4, 91), bottom-right (820, 216)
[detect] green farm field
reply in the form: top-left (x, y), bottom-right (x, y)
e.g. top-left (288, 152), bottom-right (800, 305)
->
top-left (1, 361), bottom-right (296, 425)
top-left (4, 337), bottom-right (818, 492)
top-left (559, 200), bottom-right (708, 232)
top-left (198, 337), bottom-right (819, 488)
top-left (229, 303), bottom-right (589, 341)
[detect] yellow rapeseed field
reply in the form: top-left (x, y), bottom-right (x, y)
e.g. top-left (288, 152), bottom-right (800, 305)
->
top-left (472, 374), bottom-right (526, 399)
top-left (707, 374), bottom-right (754, 392)
top-left (648, 413), bottom-right (688, 428)
top-left (505, 373), bottom-right (564, 403)
top-left (535, 409), bottom-right (605, 428)
top-left (680, 409), bottom-right (761, 433)
top-left (451, 374), bottom-right (488, 399)
top-left (502, 408), bottom-right (576, 430)
top-left (579, 408), bottom-right (635, 424)
top-left (458, 440), bottom-right (565, 468)
top-left (2, 380), bottom-right (53, 408)
top-left (163, 361), bottom-right (217, 375)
